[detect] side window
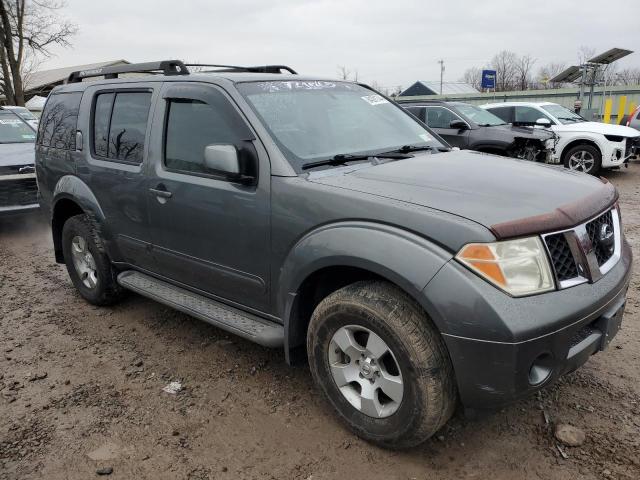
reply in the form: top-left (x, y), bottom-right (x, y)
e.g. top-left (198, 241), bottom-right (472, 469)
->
top-left (488, 106), bottom-right (513, 123)
top-left (91, 91), bottom-right (152, 164)
top-left (38, 92), bottom-right (82, 149)
top-left (405, 106), bottom-right (425, 122)
top-left (425, 107), bottom-right (459, 129)
top-left (515, 106), bottom-right (551, 124)
top-left (164, 97), bottom-right (248, 176)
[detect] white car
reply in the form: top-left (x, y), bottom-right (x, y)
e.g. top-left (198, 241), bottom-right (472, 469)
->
top-left (1, 106), bottom-right (39, 130)
top-left (480, 101), bottom-right (640, 175)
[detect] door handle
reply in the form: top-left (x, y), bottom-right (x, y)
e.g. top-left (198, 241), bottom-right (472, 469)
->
top-left (149, 187), bottom-right (172, 198)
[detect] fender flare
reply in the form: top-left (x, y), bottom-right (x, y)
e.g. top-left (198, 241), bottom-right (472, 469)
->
top-left (277, 221), bottom-right (453, 359)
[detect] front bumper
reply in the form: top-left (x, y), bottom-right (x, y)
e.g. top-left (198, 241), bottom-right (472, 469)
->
top-left (0, 172), bottom-right (39, 216)
top-left (422, 238), bottom-right (632, 409)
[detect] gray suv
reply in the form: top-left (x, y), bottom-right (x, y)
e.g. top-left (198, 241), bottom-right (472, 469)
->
top-left (35, 61), bottom-right (632, 448)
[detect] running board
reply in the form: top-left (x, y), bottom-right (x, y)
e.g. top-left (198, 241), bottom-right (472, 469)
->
top-left (117, 271), bottom-right (283, 348)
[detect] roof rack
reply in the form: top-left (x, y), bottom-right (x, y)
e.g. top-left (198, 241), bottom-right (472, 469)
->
top-left (66, 60), bottom-right (297, 83)
top-left (67, 60), bottom-right (189, 83)
top-left (184, 64), bottom-right (297, 74)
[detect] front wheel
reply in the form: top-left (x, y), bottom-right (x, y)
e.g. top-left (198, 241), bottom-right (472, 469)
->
top-left (563, 144), bottom-right (602, 175)
top-left (307, 281), bottom-right (456, 449)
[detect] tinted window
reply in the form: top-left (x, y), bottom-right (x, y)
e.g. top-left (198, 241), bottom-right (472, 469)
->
top-left (404, 106), bottom-right (425, 122)
top-left (515, 106), bottom-right (552, 124)
top-left (487, 106), bottom-right (513, 123)
top-left (108, 92), bottom-right (152, 163)
top-left (164, 99), bottom-right (247, 176)
top-left (38, 92), bottom-right (82, 149)
top-left (93, 93), bottom-right (114, 157)
top-left (425, 106), bottom-right (460, 129)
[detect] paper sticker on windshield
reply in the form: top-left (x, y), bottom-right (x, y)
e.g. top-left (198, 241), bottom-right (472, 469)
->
top-left (0, 118), bottom-right (22, 125)
top-left (22, 134), bottom-right (35, 139)
top-left (361, 94), bottom-right (389, 106)
top-left (419, 133), bottom-right (433, 142)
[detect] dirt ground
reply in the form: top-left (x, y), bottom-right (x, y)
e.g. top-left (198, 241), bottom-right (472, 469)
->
top-left (1, 164), bottom-right (640, 480)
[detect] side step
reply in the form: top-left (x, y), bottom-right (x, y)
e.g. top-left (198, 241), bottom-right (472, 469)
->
top-left (117, 271), bottom-right (284, 348)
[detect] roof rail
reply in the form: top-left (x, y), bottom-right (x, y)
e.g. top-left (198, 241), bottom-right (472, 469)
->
top-left (184, 64), bottom-right (297, 74)
top-left (67, 60), bottom-right (189, 83)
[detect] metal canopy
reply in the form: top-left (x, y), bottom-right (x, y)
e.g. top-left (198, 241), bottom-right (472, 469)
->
top-left (549, 65), bottom-right (582, 84)
top-left (588, 48), bottom-right (633, 65)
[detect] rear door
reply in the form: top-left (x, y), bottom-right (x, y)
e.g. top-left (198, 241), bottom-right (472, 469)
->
top-left (75, 83), bottom-right (158, 271)
top-left (145, 82), bottom-right (271, 312)
top-left (423, 106), bottom-right (469, 148)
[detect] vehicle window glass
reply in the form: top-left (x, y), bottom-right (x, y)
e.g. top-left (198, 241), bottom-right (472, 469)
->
top-left (540, 104), bottom-right (584, 124)
top-left (487, 106), bottom-right (513, 123)
top-left (515, 106), bottom-right (552, 124)
top-left (237, 81), bottom-right (443, 171)
top-left (38, 92), bottom-right (82, 149)
top-left (107, 92), bottom-right (152, 163)
top-left (404, 106), bottom-right (425, 122)
top-left (0, 111), bottom-right (36, 143)
top-left (164, 98), bottom-right (247, 176)
top-left (425, 107), bottom-right (459, 129)
top-left (93, 93), bottom-right (114, 157)
top-left (455, 104), bottom-right (506, 126)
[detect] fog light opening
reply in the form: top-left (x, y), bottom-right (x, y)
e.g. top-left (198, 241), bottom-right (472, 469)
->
top-left (528, 353), bottom-right (553, 386)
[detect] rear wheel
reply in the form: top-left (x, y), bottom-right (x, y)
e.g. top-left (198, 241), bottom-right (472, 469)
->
top-left (61, 214), bottom-right (124, 306)
top-left (307, 281), bottom-right (456, 449)
top-left (563, 144), bottom-right (601, 175)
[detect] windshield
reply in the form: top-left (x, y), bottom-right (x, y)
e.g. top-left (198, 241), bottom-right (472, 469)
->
top-left (0, 112), bottom-right (36, 143)
top-left (454, 103), bottom-right (506, 126)
top-left (541, 104), bottom-right (585, 124)
top-left (237, 81), bottom-right (444, 170)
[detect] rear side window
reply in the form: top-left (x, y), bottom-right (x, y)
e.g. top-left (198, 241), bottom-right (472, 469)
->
top-left (92, 91), bottom-right (152, 164)
top-left (164, 98), bottom-right (247, 176)
top-left (38, 92), bottom-right (82, 149)
top-left (487, 106), bottom-right (513, 123)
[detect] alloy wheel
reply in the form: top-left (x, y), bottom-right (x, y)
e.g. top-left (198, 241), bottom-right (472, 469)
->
top-left (568, 150), bottom-right (595, 173)
top-left (70, 235), bottom-right (99, 289)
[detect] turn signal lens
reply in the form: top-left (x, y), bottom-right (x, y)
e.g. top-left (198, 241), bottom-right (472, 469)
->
top-left (456, 237), bottom-right (554, 297)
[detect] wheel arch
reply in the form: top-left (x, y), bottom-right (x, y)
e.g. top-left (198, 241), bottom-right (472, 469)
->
top-left (51, 175), bottom-right (106, 263)
top-left (277, 222), bottom-right (453, 364)
top-left (559, 137), bottom-right (603, 162)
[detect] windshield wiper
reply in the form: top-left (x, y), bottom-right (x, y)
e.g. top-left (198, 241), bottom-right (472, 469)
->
top-left (302, 152), bottom-right (411, 170)
top-left (557, 117), bottom-right (582, 122)
top-left (478, 123), bottom-right (507, 127)
top-left (382, 144), bottom-right (449, 154)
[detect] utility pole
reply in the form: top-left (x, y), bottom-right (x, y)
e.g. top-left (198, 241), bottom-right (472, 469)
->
top-left (438, 59), bottom-right (445, 95)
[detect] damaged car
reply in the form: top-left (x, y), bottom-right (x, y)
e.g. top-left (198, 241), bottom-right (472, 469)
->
top-left (400, 100), bottom-right (555, 162)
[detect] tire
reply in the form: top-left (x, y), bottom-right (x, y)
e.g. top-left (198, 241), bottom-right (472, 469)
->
top-left (61, 214), bottom-right (124, 306)
top-left (307, 281), bottom-right (456, 449)
top-left (563, 143), bottom-right (602, 175)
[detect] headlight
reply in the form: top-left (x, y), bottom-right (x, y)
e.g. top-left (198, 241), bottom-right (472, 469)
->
top-left (456, 237), bottom-right (554, 297)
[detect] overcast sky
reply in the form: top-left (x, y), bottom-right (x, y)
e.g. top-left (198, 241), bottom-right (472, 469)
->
top-left (40, 0), bottom-right (640, 90)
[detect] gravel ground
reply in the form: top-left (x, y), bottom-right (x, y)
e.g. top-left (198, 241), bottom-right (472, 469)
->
top-left (1, 164), bottom-right (640, 480)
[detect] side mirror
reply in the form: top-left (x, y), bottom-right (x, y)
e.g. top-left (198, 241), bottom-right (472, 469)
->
top-left (535, 118), bottom-right (552, 127)
top-left (449, 119), bottom-right (468, 130)
top-left (203, 144), bottom-right (254, 184)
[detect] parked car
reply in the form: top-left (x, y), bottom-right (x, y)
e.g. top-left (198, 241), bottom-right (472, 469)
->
top-left (481, 101), bottom-right (640, 175)
top-left (621, 105), bottom-right (640, 137)
top-left (399, 100), bottom-right (555, 162)
top-left (0, 108), bottom-right (38, 215)
top-left (2, 105), bottom-right (39, 130)
top-left (36, 61), bottom-right (632, 448)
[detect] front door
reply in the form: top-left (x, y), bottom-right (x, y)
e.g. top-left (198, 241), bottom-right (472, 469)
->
top-left (423, 106), bottom-right (470, 148)
top-left (145, 82), bottom-right (271, 312)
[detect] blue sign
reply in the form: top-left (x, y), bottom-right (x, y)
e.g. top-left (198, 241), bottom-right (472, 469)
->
top-left (481, 69), bottom-right (496, 89)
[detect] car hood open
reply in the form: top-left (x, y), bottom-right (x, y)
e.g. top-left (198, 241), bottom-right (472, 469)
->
top-left (0, 142), bottom-right (35, 167)
top-left (553, 121), bottom-right (640, 137)
top-left (308, 150), bottom-right (616, 238)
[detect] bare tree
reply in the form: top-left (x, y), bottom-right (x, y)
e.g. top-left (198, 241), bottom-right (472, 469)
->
top-left (489, 50), bottom-right (518, 92)
top-left (0, 0), bottom-right (77, 105)
top-left (613, 67), bottom-right (640, 86)
top-left (460, 66), bottom-right (482, 90)
top-left (337, 65), bottom-right (350, 80)
top-left (514, 54), bottom-right (536, 91)
top-left (536, 62), bottom-right (567, 89)
top-left (577, 45), bottom-right (596, 64)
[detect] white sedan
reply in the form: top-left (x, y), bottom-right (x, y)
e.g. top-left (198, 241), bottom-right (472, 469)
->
top-left (480, 101), bottom-right (640, 175)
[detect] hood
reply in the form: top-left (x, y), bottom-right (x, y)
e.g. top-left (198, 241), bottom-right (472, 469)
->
top-left (0, 142), bottom-right (35, 168)
top-left (554, 121), bottom-right (640, 137)
top-left (489, 124), bottom-right (553, 140)
top-left (308, 150), bottom-right (615, 236)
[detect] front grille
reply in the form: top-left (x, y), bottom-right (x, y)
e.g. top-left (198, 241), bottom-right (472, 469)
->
top-left (586, 210), bottom-right (614, 265)
top-left (0, 178), bottom-right (38, 207)
top-left (0, 164), bottom-right (34, 175)
top-left (545, 233), bottom-right (578, 281)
